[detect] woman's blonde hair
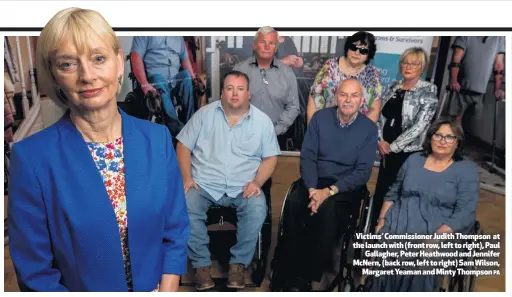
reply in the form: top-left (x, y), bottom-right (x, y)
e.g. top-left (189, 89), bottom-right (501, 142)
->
top-left (36, 7), bottom-right (122, 106)
top-left (398, 47), bottom-right (429, 74)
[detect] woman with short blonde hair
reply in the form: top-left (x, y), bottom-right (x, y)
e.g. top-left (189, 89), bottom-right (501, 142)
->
top-left (370, 46), bottom-right (438, 234)
top-left (9, 7), bottom-right (190, 292)
top-left (398, 47), bottom-right (429, 74)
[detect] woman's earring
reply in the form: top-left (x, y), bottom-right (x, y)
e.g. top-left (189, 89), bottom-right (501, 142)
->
top-left (118, 76), bottom-right (122, 86)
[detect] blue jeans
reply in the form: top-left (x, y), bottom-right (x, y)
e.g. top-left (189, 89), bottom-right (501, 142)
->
top-left (148, 70), bottom-right (194, 125)
top-left (186, 186), bottom-right (267, 268)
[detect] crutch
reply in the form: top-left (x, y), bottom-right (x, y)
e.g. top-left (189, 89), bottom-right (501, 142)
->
top-left (436, 86), bottom-right (453, 120)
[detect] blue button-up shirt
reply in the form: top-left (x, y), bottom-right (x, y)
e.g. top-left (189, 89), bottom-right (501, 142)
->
top-left (130, 36), bottom-right (188, 82)
top-left (176, 101), bottom-right (281, 201)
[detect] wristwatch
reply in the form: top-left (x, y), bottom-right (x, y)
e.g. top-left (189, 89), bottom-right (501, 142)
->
top-left (328, 186), bottom-right (336, 196)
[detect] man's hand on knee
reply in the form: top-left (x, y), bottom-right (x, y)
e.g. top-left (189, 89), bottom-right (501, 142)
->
top-left (242, 181), bottom-right (261, 199)
top-left (183, 177), bottom-right (199, 194)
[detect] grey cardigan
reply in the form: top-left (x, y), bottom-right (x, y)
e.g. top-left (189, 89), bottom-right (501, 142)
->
top-left (377, 79), bottom-right (438, 153)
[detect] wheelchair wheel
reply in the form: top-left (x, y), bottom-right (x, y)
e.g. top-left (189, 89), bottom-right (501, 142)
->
top-left (356, 190), bottom-right (373, 232)
top-left (269, 180), bottom-right (299, 291)
top-left (466, 274), bottom-right (477, 292)
top-left (444, 221), bottom-right (483, 292)
top-left (463, 221), bottom-right (483, 292)
top-left (269, 254), bottom-right (286, 291)
top-left (362, 195), bottom-right (374, 234)
top-left (342, 279), bottom-right (352, 292)
top-left (269, 229), bottom-right (288, 291)
top-left (252, 258), bottom-right (266, 286)
top-left (355, 283), bottom-right (366, 292)
top-left (250, 230), bottom-right (268, 286)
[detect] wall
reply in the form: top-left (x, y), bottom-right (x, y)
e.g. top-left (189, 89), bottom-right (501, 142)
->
top-left (465, 80), bottom-right (505, 150)
top-left (118, 36), bottom-right (134, 102)
top-left (7, 36), bottom-right (37, 95)
top-left (40, 97), bottom-right (66, 129)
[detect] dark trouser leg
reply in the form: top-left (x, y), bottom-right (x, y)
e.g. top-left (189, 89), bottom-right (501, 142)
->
top-left (279, 179), bottom-right (310, 280)
top-left (371, 151), bottom-right (415, 233)
top-left (299, 192), bottom-right (360, 282)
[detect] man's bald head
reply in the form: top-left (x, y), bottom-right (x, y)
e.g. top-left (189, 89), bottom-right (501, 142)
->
top-left (338, 78), bottom-right (364, 95)
top-left (336, 78), bottom-right (364, 121)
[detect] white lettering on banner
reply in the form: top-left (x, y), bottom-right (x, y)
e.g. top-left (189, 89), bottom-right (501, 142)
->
top-left (236, 36), bottom-right (243, 49)
top-left (375, 36), bottom-right (434, 56)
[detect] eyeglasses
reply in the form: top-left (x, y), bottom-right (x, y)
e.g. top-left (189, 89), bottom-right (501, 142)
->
top-left (401, 61), bottom-right (422, 69)
top-left (348, 43), bottom-right (369, 55)
top-left (432, 133), bottom-right (457, 144)
top-left (260, 69), bottom-right (269, 85)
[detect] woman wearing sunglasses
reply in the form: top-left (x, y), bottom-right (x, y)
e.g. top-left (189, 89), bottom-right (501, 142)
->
top-left (368, 117), bottom-right (479, 291)
top-left (371, 47), bottom-right (439, 233)
top-left (306, 31), bottom-right (382, 124)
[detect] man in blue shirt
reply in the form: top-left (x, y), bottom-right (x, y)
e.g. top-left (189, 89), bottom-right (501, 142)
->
top-left (176, 71), bottom-right (280, 290)
top-left (130, 36), bottom-right (199, 138)
top-left (279, 78), bottom-right (378, 291)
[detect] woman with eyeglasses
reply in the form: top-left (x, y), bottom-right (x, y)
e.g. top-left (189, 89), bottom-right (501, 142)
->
top-left (368, 117), bottom-right (479, 292)
top-left (371, 47), bottom-right (439, 233)
top-left (306, 31), bottom-right (382, 124)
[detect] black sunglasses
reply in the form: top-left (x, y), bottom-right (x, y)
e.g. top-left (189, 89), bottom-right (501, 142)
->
top-left (348, 43), bottom-right (369, 55)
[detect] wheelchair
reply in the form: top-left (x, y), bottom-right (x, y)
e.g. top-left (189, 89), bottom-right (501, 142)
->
top-left (179, 180), bottom-right (272, 290)
top-left (269, 178), bottom-right (374, 292)
top-left (436, 220), bottom-right (483, 292)
top-left (118, 54), bottom-right (190, 142)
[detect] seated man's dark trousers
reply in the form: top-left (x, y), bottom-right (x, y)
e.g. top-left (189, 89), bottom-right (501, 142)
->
top-left (280, 178), bottom-right (362, 284)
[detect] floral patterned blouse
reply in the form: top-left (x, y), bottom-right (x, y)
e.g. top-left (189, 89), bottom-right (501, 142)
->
top-left (87, 137), bottom-right (134, 291)
top-left (310, 57), bottom-right (382, 114)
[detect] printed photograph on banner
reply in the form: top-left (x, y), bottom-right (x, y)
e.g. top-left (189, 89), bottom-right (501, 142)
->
top-left (116, 36), bottom-right (206, 145)
top-left (3, 31), bottom-right (506, 293)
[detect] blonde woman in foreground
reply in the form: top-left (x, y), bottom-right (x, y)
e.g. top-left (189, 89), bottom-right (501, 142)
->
top-left (8, 8), bottom-right (190, 292)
